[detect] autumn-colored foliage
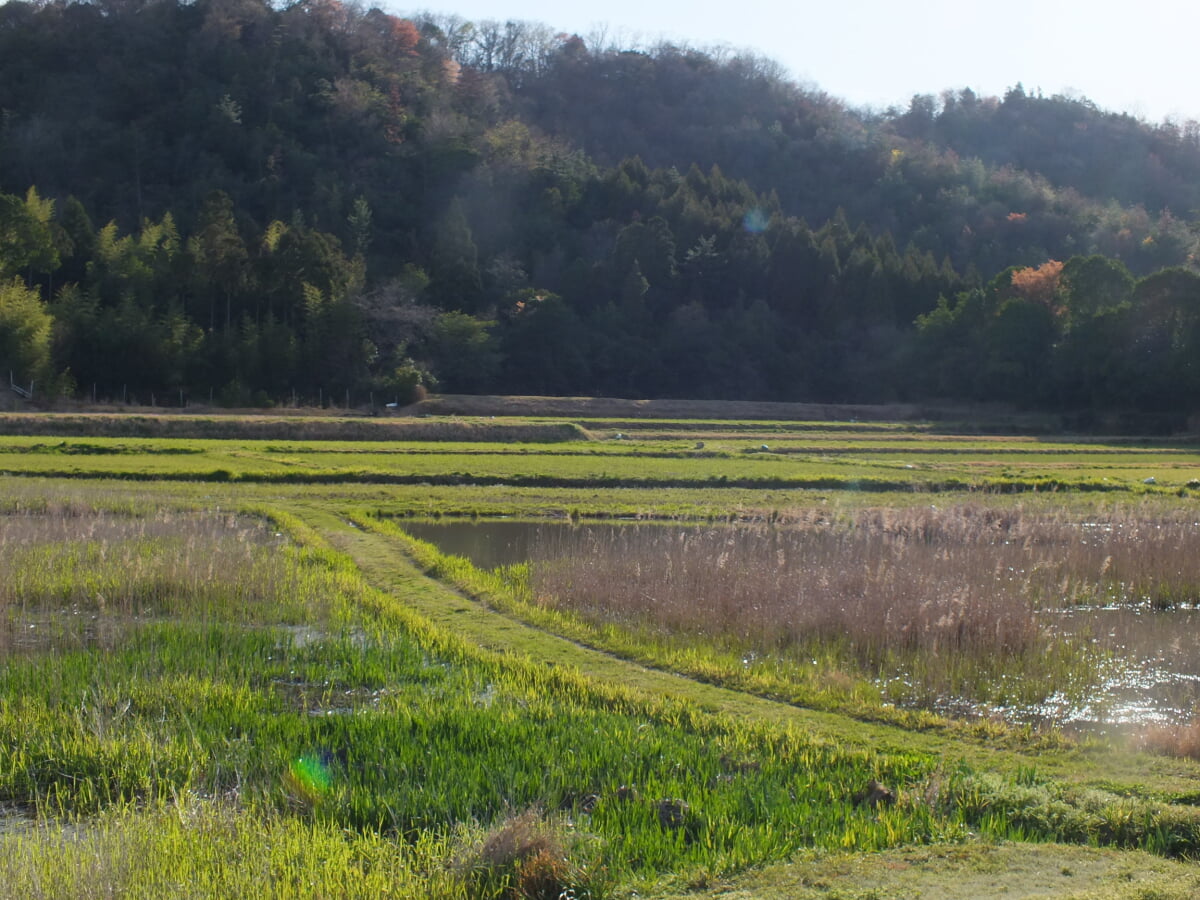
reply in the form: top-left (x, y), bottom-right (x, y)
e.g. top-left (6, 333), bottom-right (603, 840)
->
top-left (3, 0), bottom-right (1200, 413)
top-left (388, 16), bottom-right (420, 54)
top-left (1010, 260), bottom-right (1064, 306)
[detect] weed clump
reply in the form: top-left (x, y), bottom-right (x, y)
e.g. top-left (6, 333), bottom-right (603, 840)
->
top-left (457, 809), bottom-right (593, 900)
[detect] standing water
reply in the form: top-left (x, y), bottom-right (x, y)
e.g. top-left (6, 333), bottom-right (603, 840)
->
top-left (399, 518), bottom-right (1200, 731)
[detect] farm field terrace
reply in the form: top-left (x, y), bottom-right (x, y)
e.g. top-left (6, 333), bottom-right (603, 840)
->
top-left (4, 414), bottom-right (1200, 898)
top-left (0, 422), bottom-right (1198, 492)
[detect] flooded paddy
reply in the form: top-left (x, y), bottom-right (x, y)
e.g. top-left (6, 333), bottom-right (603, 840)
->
top-left (401, 518), bottom-right (629, 571)
top-left (0, 803), bottom-right (32, 837)
top-left (1, 608), bottom-right (148, 656)
top-left (400, 514), bottom-right (1200, 731)
top-left (1038, 605), bottom-right (1200, 728)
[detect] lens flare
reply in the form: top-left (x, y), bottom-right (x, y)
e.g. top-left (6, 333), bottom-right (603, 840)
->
top-left (742, 207), bottom-right (768, 233)
top-left (286, 754), bottom-right (331, 803)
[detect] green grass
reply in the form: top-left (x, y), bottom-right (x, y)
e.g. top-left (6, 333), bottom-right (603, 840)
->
top-left (662, 842), bottom-right (1200, 900)
top-left (4, 414), bottom-right (1200, 896)
top-left (0, 799), bottom-right (463, 899)
top-left (0, 426), bottom-right (1196, 493)
top-left (0, 505), bottom-right (960, 895)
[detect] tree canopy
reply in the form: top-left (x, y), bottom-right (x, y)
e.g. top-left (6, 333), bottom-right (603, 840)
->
top-left (1, 0), bottom-right (1199, 417)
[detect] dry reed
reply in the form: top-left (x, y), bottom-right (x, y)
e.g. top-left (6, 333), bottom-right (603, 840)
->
top-left (528, 504), bottom-right (1200, 708)
top-left (1139, 720), bottom-right (1200, 760)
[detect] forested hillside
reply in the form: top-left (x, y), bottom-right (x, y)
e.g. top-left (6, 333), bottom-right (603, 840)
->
top-left (2, 0), bottom-right (1200, 417)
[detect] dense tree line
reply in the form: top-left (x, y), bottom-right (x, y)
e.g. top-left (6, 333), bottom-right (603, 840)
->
top-left (1, 0), bottom-right (1199, 416)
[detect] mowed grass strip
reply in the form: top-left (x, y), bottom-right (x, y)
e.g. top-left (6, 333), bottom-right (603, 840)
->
top-left (664, 842), bottom-right (1200, 900)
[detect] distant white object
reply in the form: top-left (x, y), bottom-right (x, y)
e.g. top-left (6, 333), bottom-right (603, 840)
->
top-left (614, 432), bottom-right (625, 440)
top-left (760, 444), bottom-right (769, 451)
top-left (385, 402), bottom-right (398, 408)
top-left (1144, 476), bottom-right (1157, 485)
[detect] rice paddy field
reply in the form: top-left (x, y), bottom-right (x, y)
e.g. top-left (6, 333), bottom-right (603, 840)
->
top-left (4, 409), bottom-right (1200, 898)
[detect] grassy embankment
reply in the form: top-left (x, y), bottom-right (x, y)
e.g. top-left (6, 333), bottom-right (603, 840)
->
top-left (3, 412), bottom-right (1200, 897)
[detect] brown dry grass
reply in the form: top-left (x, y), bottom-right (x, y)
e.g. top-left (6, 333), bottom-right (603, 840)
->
top-left (533, 505), bottom-right (1200, 646)
top-left (531, 508), bottom-right (1033, 660)
top-left (409, 393), bottom-right (920, 421)
top-left (408, 394), bottom-right (1075, 430)
top-left (1139, 720), bottom-right (1200, 760)
top-left (0, 413), bottom-right (585, 442)
top-left (527, 504), bottom-right (1200, 708)
top-left (457, 810), bottom-right (578, 900)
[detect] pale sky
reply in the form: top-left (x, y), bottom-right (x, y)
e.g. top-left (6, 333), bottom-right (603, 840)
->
top-left (399, 0), bottom-right (1200, 124)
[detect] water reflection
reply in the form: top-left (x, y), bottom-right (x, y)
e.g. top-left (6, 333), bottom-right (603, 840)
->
top-left (1039, 606), bottom-right (1200, 727)
top-left (0, 802), bottom-right (31, 836)
top-left (400, 519), bottom-right (629, 571)
top-left (1, 609), bottom-right (141, 655)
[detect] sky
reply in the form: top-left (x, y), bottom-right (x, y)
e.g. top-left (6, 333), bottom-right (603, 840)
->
top-left (397, 0), bottom-right (1200, 124)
